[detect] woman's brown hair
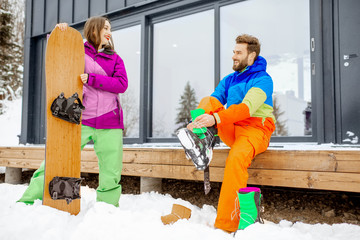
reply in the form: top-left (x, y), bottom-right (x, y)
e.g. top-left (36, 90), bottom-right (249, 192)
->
top-left (84, 16), bottom-right (115, 54)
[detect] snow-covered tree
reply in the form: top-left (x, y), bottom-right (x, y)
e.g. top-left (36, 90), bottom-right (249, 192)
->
top-left (0, 0), bottom-right (24, 114)
top-left (175, 81), bottom-right (198, 133)
top-left (272, 95), bottom-right (288, 136)
top-left (119, 89), bottom-right (139, 137)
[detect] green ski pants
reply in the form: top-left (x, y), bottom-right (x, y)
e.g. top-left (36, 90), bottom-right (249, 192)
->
top-left (17, 125), bottom-right (123, 207)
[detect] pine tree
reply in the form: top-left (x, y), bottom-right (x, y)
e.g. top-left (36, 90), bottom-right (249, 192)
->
top-left (175, 81), bottom-right (198, 132)
top-left (272, 95), bottom-right (288, 136)
top-left (0, 0), bottom-right (24, 113)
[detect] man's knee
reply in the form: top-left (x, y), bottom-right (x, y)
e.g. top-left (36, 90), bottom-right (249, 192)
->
top-left (226, 147), bottom-right (253, 169)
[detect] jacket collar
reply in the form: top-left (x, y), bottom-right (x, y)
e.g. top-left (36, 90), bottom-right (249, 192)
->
top-left (236, 56), bottom-right (267, 76)
top-left (84, 41), bottom-right (114, 59)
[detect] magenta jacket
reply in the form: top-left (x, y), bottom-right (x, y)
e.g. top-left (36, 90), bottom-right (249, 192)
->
top-left (82, 42), bottom-right (128, 129)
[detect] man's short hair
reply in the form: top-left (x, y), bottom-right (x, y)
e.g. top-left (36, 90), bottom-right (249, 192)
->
top-left (235, 34), bottom-right (261, 59)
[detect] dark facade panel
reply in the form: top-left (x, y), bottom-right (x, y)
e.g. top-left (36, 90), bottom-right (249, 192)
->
top-left (90, 0), bottom-right (106, 17)
top-left (337, 0), bottom-right (360, 143)
top-left (27, 38), bottom-right (46, 144)
top-left (107, 0), bottom-right (125, 12)
top-left (32, 0), bottom-right (45, 36)
top-left (59, 0), bottom-right (73, 24)
top-left (74, 0), bottom-right (89, 23)
top-left (22, 0), bottom-right (359, 144)
top-left (45, 0), bottom-right (58, 33)
top-left (126, 0), bottom-right (145, 7)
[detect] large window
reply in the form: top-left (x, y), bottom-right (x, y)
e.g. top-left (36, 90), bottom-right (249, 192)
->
top-left (112, 25), bottom-right (141, 138)
top-left (220, 0), bottom-right (311, 137)
top-left (152, 10), bottom-right (215, 138)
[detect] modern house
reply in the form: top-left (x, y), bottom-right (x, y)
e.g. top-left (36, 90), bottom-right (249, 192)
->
top-left (21, 0), bottom-right (360, 146)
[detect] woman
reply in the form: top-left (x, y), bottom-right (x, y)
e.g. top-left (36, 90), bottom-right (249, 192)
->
top-left (18, 16), bottom-right (128, 207)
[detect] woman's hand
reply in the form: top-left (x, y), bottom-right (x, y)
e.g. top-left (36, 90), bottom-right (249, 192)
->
top-left (80, 74), bottom-right (88, 84)
top-left (55, 23), bottom-right (68, 31)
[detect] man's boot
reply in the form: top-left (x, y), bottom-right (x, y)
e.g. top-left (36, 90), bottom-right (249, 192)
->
top-left (237, 187), bottom-right (263, 230)
top-left (176, 126), bottom-right (219, 170)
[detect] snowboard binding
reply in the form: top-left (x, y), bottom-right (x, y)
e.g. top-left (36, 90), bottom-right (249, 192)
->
top-left (50, 92), bottom-right (85, 125)
top-left (49, 176), bottom-right (83, 204)
top-left (176, 126), bottom-right (219, 194)
top-left (176, 127), bottom-right (219, 170)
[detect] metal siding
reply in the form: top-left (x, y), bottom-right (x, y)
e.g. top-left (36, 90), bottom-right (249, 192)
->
top-left (74, 0), bottom-right (89, 23)
top-left (45, 0), bottom-right (59, 33)
top-left (39, 38), bottom-right (47, 144)
top-left (20, 0), bottom-right (33, 144)
top-left (322, 1), bottom-right (336, 143)
top-left (26, 38), bottom-right (45, 143)
top-left (126, 0), bottom-right (144, 7)
top-left (107, 0), bottom-right (125, 11)
top-left (90, 0), bottom-right (106, 17)
top-left (59, 0), bottom-right (73, 23)
top-left (22, 0), bottom-right (345, 144)
top-left (32, 0), bottom-right (45, 36)
top-left (337, 0), bottom-right (360, 144)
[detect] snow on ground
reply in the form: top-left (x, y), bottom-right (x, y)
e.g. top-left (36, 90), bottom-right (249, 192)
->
top-left (0, 98), bottom-right (22, 147)
top-left (0, 98), bottom-right (22, 174)
top-left (1, 98), bottom-right (360, 239)
top-left (0, 183), bottom-right (360, 240)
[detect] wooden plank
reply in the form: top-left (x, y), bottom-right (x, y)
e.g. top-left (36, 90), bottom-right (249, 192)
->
top-left (247, 169), bottom-right (360, 193)
top-left (120, 149), bottom-right (360, 173)
top-left (0, 147), bottom-right (45, 160)
top-left (1, 146), bottom-right (360, 193)
top-left (122, 164), bottom-right (360, 193)
top-left (0, 158), bottom-right (43, 169)
top-left (121, 163), bottom-right (222, 182)
top-left (2, 147), bottom-right (360, 173)
top-left (251, 151), bottom-right (360, 173)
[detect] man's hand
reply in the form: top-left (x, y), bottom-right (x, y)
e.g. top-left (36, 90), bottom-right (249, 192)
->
top-left (186, 114), bottom-right (215, 131)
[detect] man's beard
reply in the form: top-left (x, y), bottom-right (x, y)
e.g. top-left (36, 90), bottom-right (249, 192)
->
top-left (232, 57), bottom-right (248, 72)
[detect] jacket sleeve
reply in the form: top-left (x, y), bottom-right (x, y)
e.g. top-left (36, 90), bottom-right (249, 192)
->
top-left (211, 76), bottom-right (228, 105)
top-left (87, 55), bottom-right (128, 94)
top-left (213, 76), bottom-right (272, 125)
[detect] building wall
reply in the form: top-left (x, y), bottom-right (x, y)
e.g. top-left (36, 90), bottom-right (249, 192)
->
top-left (20, 0), bottom-right (359, 145)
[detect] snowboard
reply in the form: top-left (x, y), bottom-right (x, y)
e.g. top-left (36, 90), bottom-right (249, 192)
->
top-left (43, 26), bottom-right (85, 215)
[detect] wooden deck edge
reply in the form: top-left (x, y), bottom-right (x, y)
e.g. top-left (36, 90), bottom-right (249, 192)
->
top-left (1, 146), bottom-right (360, 193)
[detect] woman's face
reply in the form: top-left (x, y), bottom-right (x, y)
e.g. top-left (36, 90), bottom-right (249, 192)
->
top-left (99, 20), bottom-right (112, 47)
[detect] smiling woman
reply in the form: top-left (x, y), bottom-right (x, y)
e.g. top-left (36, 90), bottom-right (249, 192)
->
top-left (17, 16), bottom-right (129, 208)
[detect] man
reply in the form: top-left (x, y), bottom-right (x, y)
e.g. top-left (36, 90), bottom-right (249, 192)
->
top-left (187, 34), bottom-right (275, 232)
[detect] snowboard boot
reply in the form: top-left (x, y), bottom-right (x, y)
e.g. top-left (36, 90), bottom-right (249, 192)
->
top-left (176, 125), bottom-right (219, 194)
top-left (237, 187), bottom-right (263, 230)
top-left (176, 126), bottom-right (219, 170)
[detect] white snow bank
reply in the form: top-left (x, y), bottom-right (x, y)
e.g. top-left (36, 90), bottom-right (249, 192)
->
top-left (0, 183), bottom-right (359, 240)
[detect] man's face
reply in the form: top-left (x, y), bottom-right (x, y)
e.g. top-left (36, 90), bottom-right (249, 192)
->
top-left (232, 43), bottom-right (250, 72)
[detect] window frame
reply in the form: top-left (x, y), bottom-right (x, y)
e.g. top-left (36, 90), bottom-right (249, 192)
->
top-left (111, 0), bottom-right (322, 144)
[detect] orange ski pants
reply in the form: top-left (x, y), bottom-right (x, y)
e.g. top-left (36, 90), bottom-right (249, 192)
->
top-left (198, 96), bottom-right (275, 233)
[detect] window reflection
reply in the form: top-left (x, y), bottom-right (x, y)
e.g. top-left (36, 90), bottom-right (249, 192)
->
top-left (112, 25), bottom-right (141, 137)
top-left (152, 10), bottom-right (215, 138)
top-left (220, 0), bottom-right (311, 136)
